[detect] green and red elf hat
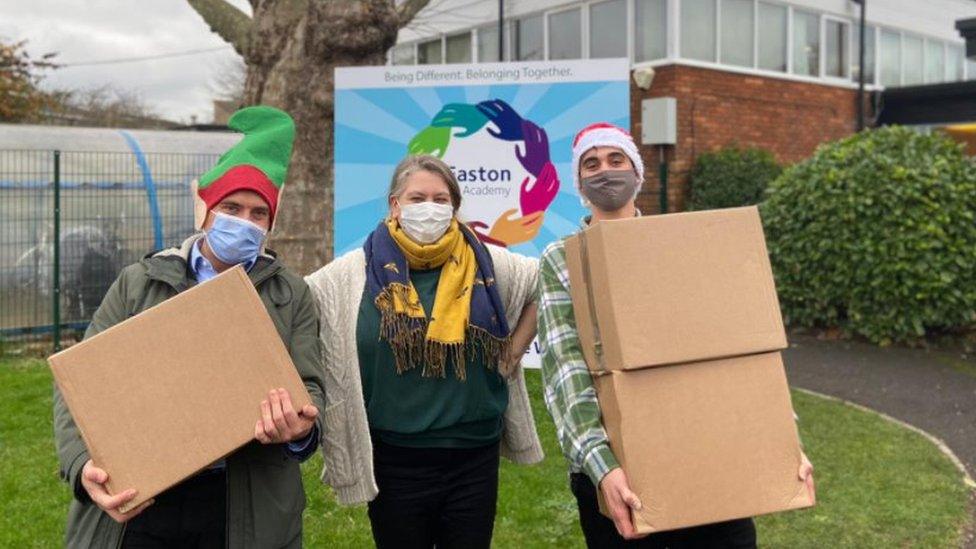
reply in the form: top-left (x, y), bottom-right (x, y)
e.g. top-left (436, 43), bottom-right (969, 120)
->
top-left (195, 106), bottom-right (295, 227)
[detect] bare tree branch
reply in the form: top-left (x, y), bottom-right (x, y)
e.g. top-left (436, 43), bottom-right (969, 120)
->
top-left (187, 0), bottom-right (254, 56)
top-left (397, 0), bottom-right (432, 29)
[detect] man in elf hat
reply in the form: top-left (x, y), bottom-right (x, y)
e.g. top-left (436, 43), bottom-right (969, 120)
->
top-left (537, 123), bottom-right (815, 548)
top-left (54, 106), bottom-right (326, 548)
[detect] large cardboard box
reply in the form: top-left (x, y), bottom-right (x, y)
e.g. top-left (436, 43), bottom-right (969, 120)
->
top-left (593, 353), bottom-right (814, 533)
top-left (564, 207), bottom-right (813, 533)
top-left (49, 266), bottom-right (311, 513)
top-left (564, 206), bottom-right (787, 373)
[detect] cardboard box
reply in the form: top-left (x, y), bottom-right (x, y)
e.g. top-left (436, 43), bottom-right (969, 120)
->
top-left (564, 206), bottom-right (787, 372)
top-left (564, 207), bottom-right (813, 533)
top-left (593, 353), bottom-right (814, 533)
top-left (49, 266), bottom-right (311, 513)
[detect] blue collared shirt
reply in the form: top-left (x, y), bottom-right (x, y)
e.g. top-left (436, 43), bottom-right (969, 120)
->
top-left (190, 239), bottom-right (317, 463)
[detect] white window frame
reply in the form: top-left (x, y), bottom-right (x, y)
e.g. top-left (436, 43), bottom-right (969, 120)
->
top-left (822, 14), bottom-right (851, 82)
top-left (546, 4), bottom-right (584, 61)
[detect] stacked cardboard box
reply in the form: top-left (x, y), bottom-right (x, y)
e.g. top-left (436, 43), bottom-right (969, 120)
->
top-left (565, 206), bottom-right (814, 534)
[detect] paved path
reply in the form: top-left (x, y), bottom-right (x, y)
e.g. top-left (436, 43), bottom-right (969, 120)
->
top-left (783, 334), bottom-right (976, 546)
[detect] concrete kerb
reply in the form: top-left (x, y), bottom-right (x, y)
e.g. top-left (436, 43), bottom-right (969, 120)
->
top-left (794, 387), bottom-right (976, 490)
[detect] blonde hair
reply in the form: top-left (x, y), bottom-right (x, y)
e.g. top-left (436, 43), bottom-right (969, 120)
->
top-left (388, 155), bottom-right (462, 211)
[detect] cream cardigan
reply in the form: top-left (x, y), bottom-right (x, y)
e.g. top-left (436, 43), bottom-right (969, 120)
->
top-left (304, 245), bottom-right (545, 505)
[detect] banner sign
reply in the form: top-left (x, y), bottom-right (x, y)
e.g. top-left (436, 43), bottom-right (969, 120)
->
top-left (334, 59), bottom-right (630, 366)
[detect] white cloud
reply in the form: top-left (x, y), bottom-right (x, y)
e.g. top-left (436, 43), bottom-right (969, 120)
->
top-left (0, 0), bottom-right (253, 124)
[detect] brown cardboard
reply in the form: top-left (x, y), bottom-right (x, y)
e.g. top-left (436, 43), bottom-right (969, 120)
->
top-left (49, 265), bottom-right (311, 513)
top-left (593, 352), bottom-right (814, 533)
top-left (565, 206), bottom-right (787, 372)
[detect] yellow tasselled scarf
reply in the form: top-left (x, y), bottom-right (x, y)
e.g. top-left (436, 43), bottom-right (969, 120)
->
top-left (380, 217), bottom-right (482, 374)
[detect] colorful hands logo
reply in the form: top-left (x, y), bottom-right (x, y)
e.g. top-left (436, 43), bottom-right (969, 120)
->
top-left (407, 99), bottom-right (561, 247)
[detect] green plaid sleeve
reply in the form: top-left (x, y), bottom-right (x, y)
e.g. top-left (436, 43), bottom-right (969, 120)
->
top-left (537, 240), bottom-right (620, 487)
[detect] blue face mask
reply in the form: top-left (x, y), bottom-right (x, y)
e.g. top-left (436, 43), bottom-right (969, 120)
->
top-left (205, 211), bottom-right (267, 265)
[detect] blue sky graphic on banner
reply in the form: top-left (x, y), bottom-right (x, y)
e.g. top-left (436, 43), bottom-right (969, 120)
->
top-left (334, 60), bottom-right (630, 257)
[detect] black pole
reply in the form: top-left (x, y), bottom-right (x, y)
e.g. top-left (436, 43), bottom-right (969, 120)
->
top-left (53, 150), bottom-right (61, 353)
top-left (498, 0), bottom-right (504, 61)
top-left (857, 0), bottom-right (866, 131)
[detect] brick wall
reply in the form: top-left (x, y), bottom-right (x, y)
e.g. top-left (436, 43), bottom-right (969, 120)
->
top-left (629, 64), bottom-right (862, 214)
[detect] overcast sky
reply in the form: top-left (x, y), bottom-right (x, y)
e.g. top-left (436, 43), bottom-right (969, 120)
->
top-left (0, 0), bottom-right (253, 124)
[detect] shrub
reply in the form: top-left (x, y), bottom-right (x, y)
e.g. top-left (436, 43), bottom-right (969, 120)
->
top-left (760, 126), bottom-right (976, 345)
top-left (689, 146), bottom-right (782, 210)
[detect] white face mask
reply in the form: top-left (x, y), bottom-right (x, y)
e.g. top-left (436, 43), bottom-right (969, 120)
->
top-left (397, 201), bottom-right (454, 244)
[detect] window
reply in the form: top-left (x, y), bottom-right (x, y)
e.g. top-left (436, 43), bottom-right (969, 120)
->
top-left (391, 44), bottom-right (415, 66)
top-left (478, 25), bottom-right (506, 62)
top-left (721, 0), bottom-right (754, 68)
top-left (758, 2), bottom-right (787, 72)
top-left (635, 0), bottom-right (667, 62)
top-left (880, 29), bottom-right (901, 86)
top-left (948, 45), bottom-right (964, 82)
top-left (792, 10), bottom-right (820, 76)
top-left (446, 33), bottom-right (471, 64)
top-left (925, 40), bottom-right (944, 83)
top-left (548, 8), bottom-right (582, 60)
top-left (418, 39), bottom-right (442, 65)
top-left (851, 25), bottom-right (876, 84)
top-left (681, 0), bottom-right (716, 62)
top-left (590, 0), bottom-right (627, 59)
top-left (825, 20), bottom-right (850, 78)
top-left (515, 14), bottom-right (544, 61)
top-left (903, 35), bottom-right (923, 85)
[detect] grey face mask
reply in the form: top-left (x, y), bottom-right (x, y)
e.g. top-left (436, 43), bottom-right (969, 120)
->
top-left (580, 169), bottom-right (640, 211)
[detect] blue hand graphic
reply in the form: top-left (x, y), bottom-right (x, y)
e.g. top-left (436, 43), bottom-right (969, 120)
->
top-left (476, 99), bottom-right (523, 141)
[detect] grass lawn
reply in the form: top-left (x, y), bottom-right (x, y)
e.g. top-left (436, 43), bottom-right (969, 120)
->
top-left (1, 355), bottom-right (971, 548)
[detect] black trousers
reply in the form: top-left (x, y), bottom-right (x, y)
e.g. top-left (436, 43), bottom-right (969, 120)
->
top-left (367, 439), bottom-right (501, 549)
top-left (121, 469), bottom-right (226, 549)
top-left (570, 473), bottom-right (757, 549)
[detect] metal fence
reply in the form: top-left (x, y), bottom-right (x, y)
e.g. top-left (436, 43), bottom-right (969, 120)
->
top-left (0, 150), bottom-right (221, 345)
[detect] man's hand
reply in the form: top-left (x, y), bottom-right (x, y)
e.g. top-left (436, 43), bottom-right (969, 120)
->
top-left (799, 451), bottom-right (815, 500)
top-left (255, 388), bottom-right (319, 444)
top-left (80, 460), bottom-right (153, 523)
top-left (599, 468), bottom-right (647, 540)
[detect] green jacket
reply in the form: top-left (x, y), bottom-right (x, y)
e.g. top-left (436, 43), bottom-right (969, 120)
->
top-left (53, 235), bottom-right (327, 548)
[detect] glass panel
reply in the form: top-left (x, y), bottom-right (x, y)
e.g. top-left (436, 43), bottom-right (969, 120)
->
top-left (548, 8), bottom-right (582, 60)
top-left (947, 45), bottom-right (964, 82)
top-left (903, 35), bottom-right (923, 85)
top-left (635, 0), bottom-right (668, 61)
top-left (825, 20), bottom-right (849, 78)
top-left (880, 29), bottom-right (901, 86)
top-left (391, 44), bottom-right (415, 66)
top-left (417, 39), bottom-right (442, 65)
top-left (851, 25), bottom-right (876, 84)
top-left (591, 0), bottom-right (627, 59)
top-left (515, 14), bottom-right (544, 60)
top-left (681, 0), bottom-right (716, 62)
top-left (792, 10), bottom-right (820, 76)
top-left (445, 33), bottom-right (471, 64)
top-left (758, 2), bottom-right (787, 72)
top-left (478, 26), bottom-right (504, 62)
top-left (721, 0), bottom-right (754, 67)
top-left (925, 40), bottom-right (945, 83)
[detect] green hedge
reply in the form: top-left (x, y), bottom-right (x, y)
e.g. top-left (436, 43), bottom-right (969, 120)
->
top-left (690, 146), bottom-right (782, 210)
top-left (761, 126), bottom-right (976, 344)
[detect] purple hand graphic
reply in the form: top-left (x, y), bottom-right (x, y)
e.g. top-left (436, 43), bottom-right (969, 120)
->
top-left (515, 120), bottom-right (550, 176)
top-left (476, 99), bottom-right (523, 141)
top-left (520, 162), bottom-right (560, 216)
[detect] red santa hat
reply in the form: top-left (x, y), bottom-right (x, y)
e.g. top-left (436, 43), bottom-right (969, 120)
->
top-left (571, 122), bottom-right (645, 190)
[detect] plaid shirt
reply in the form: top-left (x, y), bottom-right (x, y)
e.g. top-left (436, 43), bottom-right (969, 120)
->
top-left (538, 235), bottom-right (620, 486)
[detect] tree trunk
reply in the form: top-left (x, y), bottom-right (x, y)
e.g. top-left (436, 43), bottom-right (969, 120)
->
top-left (188, 0), bottom-right (425, 275)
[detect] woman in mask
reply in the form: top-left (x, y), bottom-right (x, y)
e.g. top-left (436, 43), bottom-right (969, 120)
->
top-left (304, 154), bottom-right (544, 549)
